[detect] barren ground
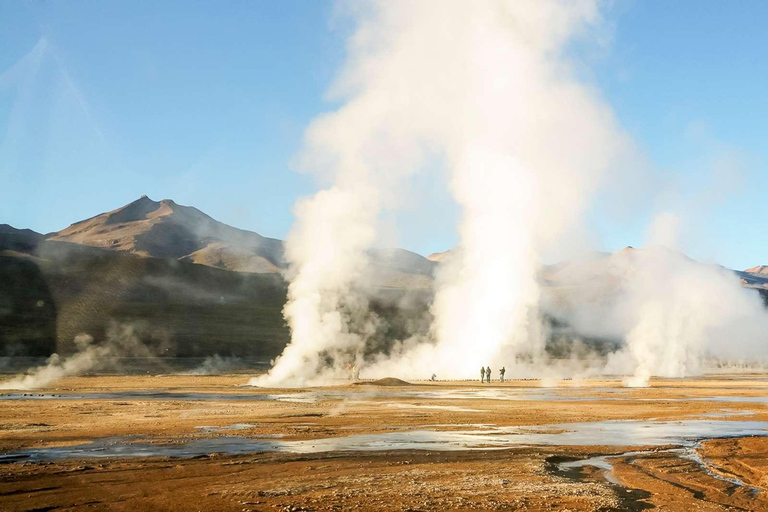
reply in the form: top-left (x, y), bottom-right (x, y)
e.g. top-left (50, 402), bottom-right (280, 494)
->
top-left (1, 374), bottom-right (768, 511)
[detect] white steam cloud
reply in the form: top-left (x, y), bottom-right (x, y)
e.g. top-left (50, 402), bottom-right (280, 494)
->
top-left (0, 334), bottom-right (107, 390)
top-left (254, 0), bottom-right (629, 386)
top-left (254, 0), bottom-right (768, 387)
top-left (0, 323), bottom-right (167, 390)
top-left (609, 215), bottom-right (768, 387)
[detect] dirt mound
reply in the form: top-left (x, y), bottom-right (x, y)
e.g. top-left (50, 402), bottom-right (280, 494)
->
top-left (353, 377), bottom-right (412, 387)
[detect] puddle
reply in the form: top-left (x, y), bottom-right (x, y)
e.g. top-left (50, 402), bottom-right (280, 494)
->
top-left (678, 447), bottom-right (762, 495)
top-left (0, 392), bottom-right (276, 401)
top-left (194, 424), bottom-right (261, 433)
top-left (688, 396), bottom-right (768, 404)
top-left (397, 388), bottom-right (630, 402)
top-left (2, 419), bottom-right (767, 463)
top-left (556, 453), bottom-right (629, 485)
top-left (2, 388), bottom-right (767, 406)
top-left (698, 409), bottom-right (756, 418)
top-left (555, 445), bottom-right (762, 495)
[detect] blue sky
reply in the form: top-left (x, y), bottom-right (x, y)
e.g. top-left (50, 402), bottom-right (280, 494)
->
top-left (1, 1), bottom-right (767, 269)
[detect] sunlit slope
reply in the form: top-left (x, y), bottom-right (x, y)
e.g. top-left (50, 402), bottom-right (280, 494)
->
top-left (49, 195), bottom-right (285, 273)
top-left (47, 196), bottom-right (437, 287)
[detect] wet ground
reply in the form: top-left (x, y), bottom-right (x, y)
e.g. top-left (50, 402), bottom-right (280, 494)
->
top-left (1, 374), bottom-right (768, 510)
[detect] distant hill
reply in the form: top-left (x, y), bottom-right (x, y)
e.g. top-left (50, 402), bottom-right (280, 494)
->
top-left (2, 200), bottom-right (766, 359)
top-left (0, 230), bottom-right (289, 357)
top-left (50, 196), bottom-right (285, 274)
top-left (0, 224), bottom-right (44, 256)
top-left (426, 250), bottom-right (451, 262)
top-left (740, 265), bottom-right (768, 291)
top-left (48, 196), bottom-right (437, 286)
top-left (0, 208), bottom-right (434, 358)
top-left (367, 248), bottom-right (436, 289)
top-left (746, 265), bottom-right (768, 276)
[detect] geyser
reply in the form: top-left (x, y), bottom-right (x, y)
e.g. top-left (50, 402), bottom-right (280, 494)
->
top-left (254, 0), bottom-right (768, 387)
top-left (254, 0), bottom-right (629, 386)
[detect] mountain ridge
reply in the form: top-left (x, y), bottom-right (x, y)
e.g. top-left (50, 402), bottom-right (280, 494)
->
top-left (2, 202), bottom-right (767, 359)
top-left (49, 195), bottom-right (285, 274)
top-left (42, 196), bottom-right (441, 285)
top-left (4, 196), bottom-right (767, 283)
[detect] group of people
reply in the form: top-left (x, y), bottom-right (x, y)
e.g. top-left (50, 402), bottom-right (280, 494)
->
top-left (480, 366), bottom-right (505, 383)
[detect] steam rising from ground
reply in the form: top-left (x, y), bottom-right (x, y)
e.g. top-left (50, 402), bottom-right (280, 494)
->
top-left (254, 0), bottom-right (627, 387)
top-left (0, 323), bottom-right (167, 390)
top-left (188, 355), bottom-right (246, 375)
top-left (608, 217), bottom-right (768, 387)
top-left (254, 0), bottom-right (768, 387)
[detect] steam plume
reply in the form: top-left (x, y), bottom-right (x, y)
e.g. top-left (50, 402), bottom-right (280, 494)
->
top-left (255, 0), bottom-right (629, 385)
top-left (611, 215), bottom-right (768, 387)
top-left (420, 0), bottom-right (626, 378)
top-left (0, 323), bottom-right (167, 390)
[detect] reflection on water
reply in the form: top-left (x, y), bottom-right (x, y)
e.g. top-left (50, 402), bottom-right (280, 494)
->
top-left (559, 445), bottom-right (762, 493)
top-left (2, 419), bottom-right (767, 462)
top-left (194, 424), bottom-right (262, 433)
top-left (557, 453), bottom-right (627, 485)
top-left (0, 391), bottom-right (274, 401)
top-left (4, 387), bottom-right (768, 404)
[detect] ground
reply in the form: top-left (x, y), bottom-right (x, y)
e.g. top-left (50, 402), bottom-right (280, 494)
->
top-left (1, 374), bottom-right (768, 511)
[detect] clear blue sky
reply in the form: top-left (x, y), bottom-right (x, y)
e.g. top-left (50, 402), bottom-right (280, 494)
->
top-left (1, 1), bottom-right (767, 269)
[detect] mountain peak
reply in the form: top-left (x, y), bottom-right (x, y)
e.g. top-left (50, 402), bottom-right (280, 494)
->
top-left (48, 196), bottom-right (285, 272)
top-left (105, 196), bottom-right (164, 225)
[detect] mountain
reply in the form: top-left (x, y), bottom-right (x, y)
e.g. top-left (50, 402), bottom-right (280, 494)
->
top-left (0, 224), bottom-right (45, 256)
top-left (738, 265), bottom-right (768, 290)
top-left (2, 199), bottom-right (766, 360)
top-left (0, 226), bottom-right (56, 356)
top-left (426, 250), bottom-right (451, 262)
top-left (367, 248), bottom-right (436, 289)
top-left (0, 199), bottom-right (436, 357)
top-left (49, 196), bottom-right (285, 274)
top-left (0, 239), bottom-right (289, 358)
top-left (47, 196), bottom-right (437, 285)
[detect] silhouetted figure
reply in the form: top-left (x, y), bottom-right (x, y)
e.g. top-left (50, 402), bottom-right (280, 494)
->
top-left (430, 373), bottom-right (436, 381)
top-left (480, 366), bottom-right (485, 383)
top-left (500, 366), bottom-right (506, 383)
top-left (485, 366), bottom-right (491, 383)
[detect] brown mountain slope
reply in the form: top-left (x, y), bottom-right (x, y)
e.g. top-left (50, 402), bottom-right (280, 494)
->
top-left (746, 265), bottom-right (768, 276)
top-left (49, 196), bottom-right (284, 273)
top-left (426, 250), bottom-right (451, 262)
top-left (48, 196), bottom-right (437, 285)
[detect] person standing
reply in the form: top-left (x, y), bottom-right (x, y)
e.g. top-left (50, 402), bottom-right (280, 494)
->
top-left (480, 366), bottom-right (485, 383)
top-left (500, 366), bottom-right (506, 383)
top-left (485, 366), bottom-right (491, 383)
